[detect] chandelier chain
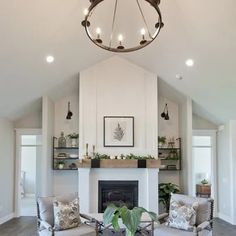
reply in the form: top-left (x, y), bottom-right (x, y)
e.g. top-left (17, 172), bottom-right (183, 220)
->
top-left (109, 0), bottom-right (119, 48)
top-left (136, 0), bottom-right (153, 39)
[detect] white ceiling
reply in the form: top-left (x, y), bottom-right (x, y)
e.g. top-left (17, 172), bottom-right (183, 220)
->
top-left (0, 0), bottom-right (235, 124)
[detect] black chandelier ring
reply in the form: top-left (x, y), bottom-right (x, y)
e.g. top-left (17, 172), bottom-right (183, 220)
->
top-left (81, 0), bottom-right (164, 53)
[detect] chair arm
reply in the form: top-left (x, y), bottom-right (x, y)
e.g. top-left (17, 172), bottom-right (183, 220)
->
top-left (196, 221), bottom-right (210, 232)
top-left (158, 213), bottom-right (169, 221)
top-left (80, 213), bottom-right (98, 223)
top-left (39, 220), bottom-right (54, 232)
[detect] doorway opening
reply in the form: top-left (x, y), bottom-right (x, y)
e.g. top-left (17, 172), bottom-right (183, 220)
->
top-left (15, 129), bottom-right (42, 217)
top-left (192, 130), bottom-right (217, 202)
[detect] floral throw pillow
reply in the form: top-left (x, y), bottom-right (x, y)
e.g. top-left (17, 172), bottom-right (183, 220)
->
top-left (53, 198), bottom-right (81, 231)
top-left (167, 200), bottom-right (198, 231)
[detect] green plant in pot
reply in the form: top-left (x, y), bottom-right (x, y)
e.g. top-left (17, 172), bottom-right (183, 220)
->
top-left (159, 183), bottom-right (180, 212)
top-left (158, 136), bottom-right (166, 148)
top-left (67, 133), bottom-right (79, 147)
top-left (103, 204), bottom-right (159, 236)
top-left (201, 179), bottom-right (209, 185)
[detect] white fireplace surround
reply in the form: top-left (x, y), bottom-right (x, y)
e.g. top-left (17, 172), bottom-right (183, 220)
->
top-left (78, 168), bottom-right (159, 213)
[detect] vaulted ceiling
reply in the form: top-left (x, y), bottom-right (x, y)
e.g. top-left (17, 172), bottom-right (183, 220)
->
top-left (0, 0), bottom-right (235, 124)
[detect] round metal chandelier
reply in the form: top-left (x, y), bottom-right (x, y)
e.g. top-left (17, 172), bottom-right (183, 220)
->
top-left (81, 0), bottom-right (164, 53)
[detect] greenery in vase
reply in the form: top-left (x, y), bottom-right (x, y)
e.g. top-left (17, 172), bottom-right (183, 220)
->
top-left (93, 153), bottom-right (155, 160)
top-left (103, 204), bottom-right (159, 236)
top-left (159, 183), bottom-right (180, 212)
top-left (67, 133), bottom-right (79, 139)
top-left (158, 136), bottom-right (166, 146)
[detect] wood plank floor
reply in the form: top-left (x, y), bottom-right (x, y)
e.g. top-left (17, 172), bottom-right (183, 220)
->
top-left (0, 217), bottom-right (235, 236)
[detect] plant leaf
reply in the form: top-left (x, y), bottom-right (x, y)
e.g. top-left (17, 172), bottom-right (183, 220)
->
top-left (103, 204), bottom-right (118, 225)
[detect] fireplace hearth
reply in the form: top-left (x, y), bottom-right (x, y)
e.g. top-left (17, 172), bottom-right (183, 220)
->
top-left (98, 180), bottom-right (138, 213)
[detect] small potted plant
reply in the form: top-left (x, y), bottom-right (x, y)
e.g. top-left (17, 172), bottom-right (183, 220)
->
top-left (57, 160), bottom-right (65, 170)
top-left (103, 204), bottom-right (159, 236)
top-left (158, 136), bottom-right (166, 148)
top-left (201, 179), bottom-right (209, 185)
top-left (67, 133), bottom-right (79, 147)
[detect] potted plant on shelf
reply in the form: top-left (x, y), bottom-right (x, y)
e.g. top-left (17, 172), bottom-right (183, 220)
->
top-left (103, 204), bottom-right (159, 236)
top-left (57, 160), bottom-right (65, 170)
top-left (158, 136), bottom-right (166, 148)
top-left (159, 183), bottom-right (180, 212)
top-left (67, 133), bottom-right (79, 147)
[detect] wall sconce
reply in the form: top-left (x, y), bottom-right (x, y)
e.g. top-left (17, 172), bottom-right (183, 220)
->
top-left (161, 103), bottom-right (169, 120)
top-left (66, 102), bottom-right (73, 120)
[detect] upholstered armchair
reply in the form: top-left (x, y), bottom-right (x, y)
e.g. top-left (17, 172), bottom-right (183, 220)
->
top-left (37, 193), bottom-right (98, 236)
top-left (155, 194), bottom-right (214, 236)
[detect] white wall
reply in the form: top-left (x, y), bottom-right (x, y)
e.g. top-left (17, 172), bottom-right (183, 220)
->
top-left (0, 118), bottom-right (14, 224)
top-left (217, 122), bottom-right (232, 222)
top-left (179, 97), bottom-right (193, 194)
top-left (217, 121), bottom-right (236, 224)
top-left (14, 110), bottom-right (42, 129)
top-left (41, 96), bottom-right (54, 196)
top-left (79, 56), bottom-right (158, 157)
top-left (192, 114), bottom-right (217, 130)
top-left (159, 97), bottom-right (179, 139)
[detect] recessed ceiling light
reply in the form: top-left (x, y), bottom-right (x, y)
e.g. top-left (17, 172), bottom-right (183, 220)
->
top-left (46, 55), bottom-right (54, 64)
top-left (185, 59), bottom-right (194, 67)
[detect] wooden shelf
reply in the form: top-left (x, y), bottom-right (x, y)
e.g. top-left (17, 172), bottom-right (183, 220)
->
top-left (76, 159), bottom-right (161, 169)
top-left (54, 147), bottom-right (79, 150)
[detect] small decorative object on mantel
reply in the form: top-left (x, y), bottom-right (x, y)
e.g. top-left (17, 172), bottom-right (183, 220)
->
top-left (67, 133), bottom-right (79, 147)
top-left (104, 116), bottom-right (134, 147)
top-left (58, 132), bottom-right (66, 148)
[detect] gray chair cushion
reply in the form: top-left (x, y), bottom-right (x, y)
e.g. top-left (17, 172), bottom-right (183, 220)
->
top-left (39, 224), bottom-right (96, 236)
top-left (171, 194), bottom-right (210, 225)
top-left (154, 224), bottom-right (197, 236)
top-left (38, 193), bottom-right (78, 227)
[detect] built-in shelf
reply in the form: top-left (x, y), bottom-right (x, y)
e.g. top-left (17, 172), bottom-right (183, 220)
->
top-left (159, 138), bottom-right (182, 171)
top-left (54, 147), bottom-right (79, 150)
top-left (53, 137), bottom-right (79, 170)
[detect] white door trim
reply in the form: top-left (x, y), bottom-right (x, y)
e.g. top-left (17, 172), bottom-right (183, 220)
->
top-left (192, 129), bottom-right (217, 215)
top-left (15, 128), bottom-right (42, 217)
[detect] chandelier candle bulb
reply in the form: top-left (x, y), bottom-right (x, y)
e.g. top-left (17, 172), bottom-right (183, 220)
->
top-left (95, 27), bottom-right (103, 43)
top-left (83, 8), bottom-right (89, 16)
top-left (141, 28), bottom-right (146, 36)
top-left (118, 34), bottom-right (124, 43)
top-left (140, 28), bottom-right (147, 45)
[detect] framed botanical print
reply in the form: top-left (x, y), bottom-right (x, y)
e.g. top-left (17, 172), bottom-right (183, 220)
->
top-left (103, 116), bottom-right (134, 147)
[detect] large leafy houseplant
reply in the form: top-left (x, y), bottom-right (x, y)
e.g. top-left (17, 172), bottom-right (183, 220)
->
top-left (103, 204), bottom-right (158, 236)
top-left (159, 183), bottom-right (180, 212)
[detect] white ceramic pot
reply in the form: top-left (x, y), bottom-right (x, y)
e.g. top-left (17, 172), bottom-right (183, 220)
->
top-left (71, 138), bottom-right (78, 147)
top-left (58, 164), bottom-right (64, 169)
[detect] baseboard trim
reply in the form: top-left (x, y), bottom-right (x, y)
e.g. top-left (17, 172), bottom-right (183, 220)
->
top-left (217, 212), bottom-right (234, 224)
top-left (0, 213), bottom-right (15, 225)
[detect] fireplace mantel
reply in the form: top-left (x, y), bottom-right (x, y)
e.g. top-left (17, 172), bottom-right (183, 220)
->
top-left (76, 159), bottom-right (161, 168)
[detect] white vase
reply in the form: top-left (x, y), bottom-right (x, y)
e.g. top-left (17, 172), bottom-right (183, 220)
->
top-left (71, 138), bottom-right (78, 147)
